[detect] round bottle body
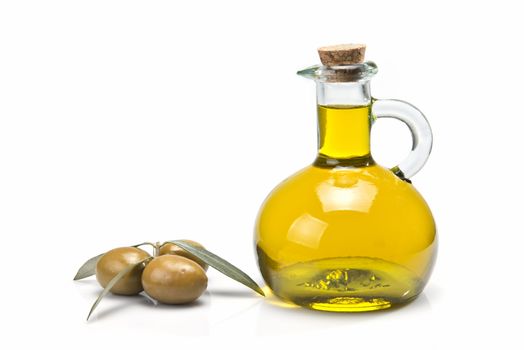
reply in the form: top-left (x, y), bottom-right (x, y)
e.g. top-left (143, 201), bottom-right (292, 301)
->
top-left (255, 164), bottom-right (437, 312)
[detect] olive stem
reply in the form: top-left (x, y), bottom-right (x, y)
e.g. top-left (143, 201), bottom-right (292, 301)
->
top-left (133, 242), bottom-right (157, 256)
top-left (134, 242), bottom-right (156, 249)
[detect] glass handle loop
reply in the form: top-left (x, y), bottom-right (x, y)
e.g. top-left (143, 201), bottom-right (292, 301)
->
top-left (372, 99), bottom-right (433, 180)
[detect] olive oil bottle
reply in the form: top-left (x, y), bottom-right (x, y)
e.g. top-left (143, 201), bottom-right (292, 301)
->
top-left (255, 44), bottom-right (437, 312)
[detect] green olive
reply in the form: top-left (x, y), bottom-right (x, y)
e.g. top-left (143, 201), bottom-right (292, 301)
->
top-left (159, 240), bottom-right (208, 271)
top-left (142, 255), bottom-right (207, 304)
top-left (96, 247), bottom-right (151, 295)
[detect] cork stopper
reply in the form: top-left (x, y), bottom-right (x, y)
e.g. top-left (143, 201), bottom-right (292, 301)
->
top-left (317, 44), bottom-right (366, 66)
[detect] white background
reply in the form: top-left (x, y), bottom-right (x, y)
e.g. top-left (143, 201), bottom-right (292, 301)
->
top-left (1, 0), bottom-right (523, 348)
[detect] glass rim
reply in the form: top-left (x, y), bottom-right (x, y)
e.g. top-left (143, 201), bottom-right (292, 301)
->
top-left (297, 61), bottom-right (378, 83)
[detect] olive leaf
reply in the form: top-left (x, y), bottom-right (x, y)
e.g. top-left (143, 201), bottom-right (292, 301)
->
top-left (168, 240), bottom-right (265, 296)
top-left (87, 257), bottom-right (152, 321)
top-left (73, 242), bottom-right (152, 281)
top-left (74, 253), bottom-right (104, 281)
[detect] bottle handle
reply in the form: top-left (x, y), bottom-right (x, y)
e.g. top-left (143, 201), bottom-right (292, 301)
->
top-left (372, 99), bottom-right (433, 180)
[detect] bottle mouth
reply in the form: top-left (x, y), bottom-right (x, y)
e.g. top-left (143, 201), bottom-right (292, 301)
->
top-left (297, 61), bottom-right (378, 83)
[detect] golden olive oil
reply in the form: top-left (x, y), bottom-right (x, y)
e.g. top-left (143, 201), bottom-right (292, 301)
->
top-left (255, 105), bottom-right (436, 312)
top-left (318, 105), bottom-right (371, 160)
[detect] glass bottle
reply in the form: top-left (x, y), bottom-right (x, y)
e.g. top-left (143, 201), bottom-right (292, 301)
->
top-left (254, 45), bottom-right (437, 312)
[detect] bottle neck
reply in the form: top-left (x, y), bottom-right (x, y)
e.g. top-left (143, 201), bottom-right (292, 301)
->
top-left (314, 81), bottom-right (374, 168)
